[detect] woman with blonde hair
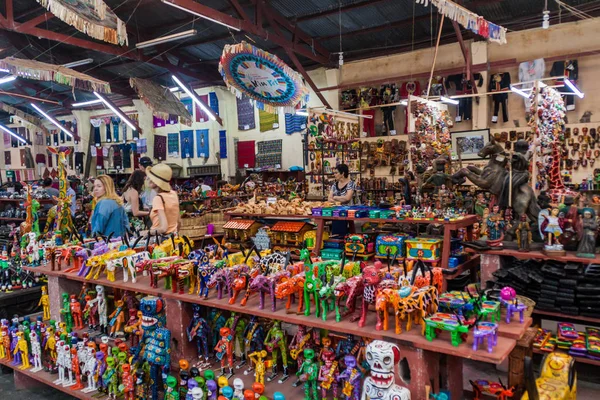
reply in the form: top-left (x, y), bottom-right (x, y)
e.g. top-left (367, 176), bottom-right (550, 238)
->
top-left (91, 175), bottom-right (130, 238)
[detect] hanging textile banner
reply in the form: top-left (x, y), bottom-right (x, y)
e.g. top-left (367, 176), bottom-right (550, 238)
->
top-left (1, 102), bottom-right (50, 135)
top-left (167, 133), bottom-right (180, 158)
top-left (219, 130), bottom-right (227, 159)
top-left (219, 41), bottom-right (309, 113)
top-left (36, 0), bottom-right (128, 46)
top-left (196, 129), bottom-right (209, 158)
top-left (417, 0), bottom-right (507, 44)
top-left (0, 57), bottom-right (111, 93)
top-left (130, 78), bottom-right (192, 125)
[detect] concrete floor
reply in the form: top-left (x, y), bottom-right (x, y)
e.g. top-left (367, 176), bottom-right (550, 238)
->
top-left (0, 370), bottom-right (76, 400)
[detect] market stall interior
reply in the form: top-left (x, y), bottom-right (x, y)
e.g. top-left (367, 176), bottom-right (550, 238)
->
top-left (2, 0), bottom-right (600, 399)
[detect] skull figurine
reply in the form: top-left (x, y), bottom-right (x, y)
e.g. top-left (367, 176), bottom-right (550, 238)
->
top-left (362, 340), bottom-right (411, 400)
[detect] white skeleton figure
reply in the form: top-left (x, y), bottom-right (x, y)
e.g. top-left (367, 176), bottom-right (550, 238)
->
top-left (62, 344), bottom-right (74, 387)
top-left (361, 340), bottom-right (411, 400)
top-left (53, 340), bottom-right (66, 384)
top-left (77, 341), bottom-right (89, 366)
top-left (30, 331), bottom-right (43, 372)
top-left (233, 378), bottom-right (244, 399)
top-left (190, 387), bottom-right (204, 400)
top-left (82, 348), bottom-right (98, 393)
top-left (26, 232), bottom-right (40, 265)
top-left (88, 285), bottom-right (108, 330)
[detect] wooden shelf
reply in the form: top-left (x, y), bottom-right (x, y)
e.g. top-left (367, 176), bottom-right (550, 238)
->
top-left (226, 213), bottom-right (311, 219)
top-left (0, 349), bottom-right (301, 399)
top-left (313, 214), bottom-right (478, 229)
top-left (26, 263), bottom-right (524, 365)
top-left (533, 348), bottom-right (600, 367)
top-left (0, 357), bottom-right (96, 400)
top-left (532, 309), bottom-right (600, 325)
top-left (466, 247), bottom-right (600, 264)
top-left (0, 217), bottom-right (48, 221)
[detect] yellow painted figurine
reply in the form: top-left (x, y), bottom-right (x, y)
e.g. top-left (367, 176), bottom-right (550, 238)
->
top-left (38, 286), bottom-right (50, 320)
top-left (248, 350), bottom-right (272, 385)
top-left (45, 327), bottom-right (57, 361)
top-left (14, 332), bottom-right (30, 369)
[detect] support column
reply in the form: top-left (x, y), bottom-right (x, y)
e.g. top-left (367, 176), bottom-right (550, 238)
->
top-left (480, 254), bottom-right (502, 287)
top-left (509, 327), bottom-right (536, 398)
top-left (395, 345), bottom-right (440, 398)
top-left (164, 297), bottom-right (195, 363)
top-left (471, 41), bottom-right (489, 130)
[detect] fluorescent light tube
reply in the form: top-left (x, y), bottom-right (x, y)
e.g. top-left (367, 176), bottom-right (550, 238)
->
top-left (564, 79), bottom-right (584, 98)
top-left (441, 96), bottom-right (459, 105)
top-left (0, 68), bottom-right (9, 73)
top-left (30, 103), bottom-right (74, 138)
top-left (295, 111), bottom-right (309, 116)
top-left (510, 85), bottom-right (530, 98)
top-left (0, 76), bottom-right (16, 84)
top-left (136, 29), bottom-right (198, 49)
top-left (400, 100), bottom-right (408, 106)
top-left (0, 124), bottom-right (27, 144)
top-left (172, 75), bottom-right (216, 121)
top-left (169, 87), bottom-right (180, 92)
top-left (94, 92), bottom-right (137, 131)
top-left (72, 99), bottom-right (103, 107)
top-left (161, 1), bottom-right (241, 31)
top-left (62, 58), bottom-right (94, 68)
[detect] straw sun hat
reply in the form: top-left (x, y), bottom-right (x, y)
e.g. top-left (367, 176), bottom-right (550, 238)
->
top-left (146, 163), bottom-right (172, 192)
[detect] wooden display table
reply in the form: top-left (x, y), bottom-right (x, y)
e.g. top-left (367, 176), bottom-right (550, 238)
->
top-left (25, 262), bottom-right (530, 400)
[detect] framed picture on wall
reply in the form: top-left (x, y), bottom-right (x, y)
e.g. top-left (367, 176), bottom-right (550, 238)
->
top-left (451, 129), bottom-right (490, 160)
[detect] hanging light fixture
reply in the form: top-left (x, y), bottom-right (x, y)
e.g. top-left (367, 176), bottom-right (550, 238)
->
top-left (564, 79), bottom-right (584, 98)
top-left (136, 30), bottom-right (198, 49)
top-left (441, 96), bottom-right (459, 105)
top-left (94, 92), bottom-right (138, 131)
top-left (72, 99), bottom-right (103, 107)
top-left (30, 103), bottom-right (74, 138)
top-left (62, 58), bottom-right (94, 68)
top-left (510, 85), bottom-right (530, 98)
top-left (0, 124), bottom-right (28, 144)
top-left (172, 75), bottom-right (216, 121)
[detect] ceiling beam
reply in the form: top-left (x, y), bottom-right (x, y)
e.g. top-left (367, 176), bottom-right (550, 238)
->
top-left (228, 0), bottom-right (250, 21)
top-left (161, 0), bottom-right (331, 65)
top-left (295, 0), bottom-right (389, 23)
top-left (452, 20), bottom-right (477, 95)
top-left (14, 12), bottom-right (53, 32)
top-left (319, 13), bottom-right (431, 40)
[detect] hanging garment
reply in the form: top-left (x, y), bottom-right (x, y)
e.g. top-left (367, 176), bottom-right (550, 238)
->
top-left (196, 129), bottom-right (209, 158)
top-left (259, 110), bottom-right (279, 132)
top-left (75, 152), bottom-right (84, 172)
top-left (4, 151), bottom-right (11, 166)
top-left (237, 95), bottom-right (256, 130)
top-left (103, 118), bottom-right (112, 142)
top-left (518, 59), bottom-right (545, 109)
top-left (362, 110), bottom-right (376, 137)
top-left (103, 146), bottom-right (110, 169)
top-left (53, 132), bottom-right (59, 146)
top-left (122, 144), bottom-right (132, 169)
top-left (551, 60), bottom-right (579, 111)
top-left (489, 72), bottom-right (511, 123)
top-left (113, 145), bottom-right (122, 169)
top-left (381, 106), bottom-right (396, 134)
top-left (112, 117), bottom-right (120, 142)
top-left (91, 118), bottom-right (102, 146)
top-left (122, 122), bottom-right (127, 142)
top-left (47, 150), bottom-right (53, 168)
top-left (180, 130), bottom-right (194, 159)
top-left (3, 132), bottom-right (9, 147)
top-left (446, 73), bottom-right (484, 121)
top-left (137, 138), bottom-right (147, 154)
top-left (168, 133), bottom-right (180, 158)
top-left (154, 135), bottom-right (167, 161)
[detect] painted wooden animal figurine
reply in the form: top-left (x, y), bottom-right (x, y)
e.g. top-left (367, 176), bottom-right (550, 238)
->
top-left (275, 272), bottom-right (306, 314)
top-left (472, 322), bottom-right (499, 353)
top-left (469, 379), bottom-right (514, 400)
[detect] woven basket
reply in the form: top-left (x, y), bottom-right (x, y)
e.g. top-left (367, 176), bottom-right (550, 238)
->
top-left (517, 295), bottom-right (536, 318)
top-left (179, 226), bottom-right (207, 239)
top-left (180, 216), bottom-right (206, 228)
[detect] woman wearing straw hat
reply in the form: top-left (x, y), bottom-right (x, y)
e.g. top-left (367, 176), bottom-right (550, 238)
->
top-left (146, 163), bottom-right (180, 235)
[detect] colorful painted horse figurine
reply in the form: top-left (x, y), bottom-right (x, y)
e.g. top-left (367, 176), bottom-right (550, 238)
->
top-left (300, 248), bottom-right (323, 317)
top-left (244, 270), bottom-right (290, 311)
top-left (275, 271), bottom-right (305, 314)
top-left (355, 262), bottom-right (385, 327)
top-left (318, 275), bottom-right (346, 322)
top-left (333, 275), bottom-right (363, 320)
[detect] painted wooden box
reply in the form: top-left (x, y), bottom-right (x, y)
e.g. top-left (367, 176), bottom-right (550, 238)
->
top-left (344, 233), bottom-right (375, 259)
top-left (375, 233), bottom-right (408, 259)
top-left (405, 238), bottom-right (442, 262)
